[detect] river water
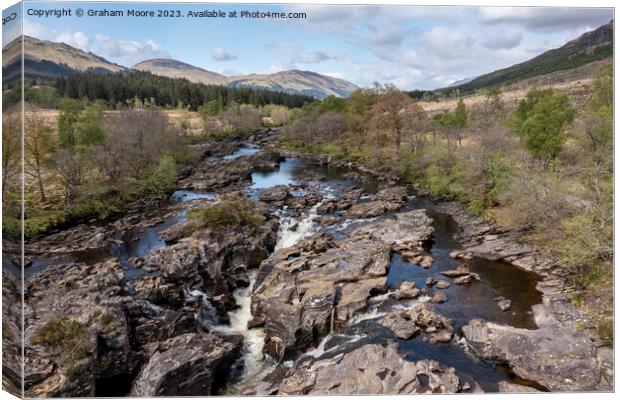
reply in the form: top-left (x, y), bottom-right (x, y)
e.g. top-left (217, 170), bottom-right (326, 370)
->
top-left (18, 142), bottom-right (544, 393)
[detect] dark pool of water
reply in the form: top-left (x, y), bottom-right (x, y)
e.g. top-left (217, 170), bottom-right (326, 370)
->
top-left (251, 158), bottom-right (381, 194)
top-left (387, 197), bottom-right (542, 329)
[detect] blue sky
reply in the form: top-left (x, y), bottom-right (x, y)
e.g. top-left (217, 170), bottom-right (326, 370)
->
top-left (3, 1), bottom-right (614, 89)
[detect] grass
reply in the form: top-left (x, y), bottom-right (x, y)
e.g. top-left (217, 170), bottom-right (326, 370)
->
top-left (188, 196), bottom-right (265, 230)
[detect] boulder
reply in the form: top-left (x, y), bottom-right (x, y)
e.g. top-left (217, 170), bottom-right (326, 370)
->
top-left (130, 333), bottom-right (242, 396)
top-left (463, 319), bottom-right (600, 391)
top-left (393, 281), bottom-right (420, 300)
top-left (278, 344), bottom-right (462, 394)
top-left (435, 280), bottom-right (450, 289)
top-left (252, 232), bottom-right (391, 360)
top-left (432, 292), bottom-right (448, 304)
top-left (259, 185), bottom-right (290, 205)
top-left (24, 261), bottom-right (137, 397)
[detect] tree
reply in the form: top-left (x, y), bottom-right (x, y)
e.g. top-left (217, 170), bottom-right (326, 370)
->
top-left (25, 105), bottom-right (56, 201)
top-left (2, 106), bottom-right (21, 199)
top-left (371, 88), bottom-right (416, 151)
top-left (75, 104), bottom-right (106, 147)
top-left (512, 90), bottom-right (575, 161)
top-left (54, 149), bottom-right (86, 211)
top-left (58, 99), bottom-right (81, 148)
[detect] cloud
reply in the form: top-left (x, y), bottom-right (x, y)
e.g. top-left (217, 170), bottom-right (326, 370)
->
top-left (268, 42), bottom-right (342, 65)
top-left (55, 30), bottom-right (90, 51)
top-left (23, 21), bottom-right (168, 66)
top-left (211, 48), bottom-right (238, 61)
top-left (482, 30), bottom-right (523, 49)
top-left (95, 36), bottom-right (169, 66)
top-left (479, 7), bottom-right (612, 31)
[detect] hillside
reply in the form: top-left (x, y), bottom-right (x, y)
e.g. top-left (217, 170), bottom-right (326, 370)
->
top-left (227, 70), bottom-right (359, 99)
top-left (135, 60), bottom-right (360, 99)
top-left (2, 36), bottom-right (127, 83)
top-left (133, 58), bottom-right (228, 86)
top-left (442, 20), bottom-right (613, 94)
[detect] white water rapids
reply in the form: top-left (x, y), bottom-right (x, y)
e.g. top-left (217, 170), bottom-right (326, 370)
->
top-left (215, 202), bottom-right (324, 391)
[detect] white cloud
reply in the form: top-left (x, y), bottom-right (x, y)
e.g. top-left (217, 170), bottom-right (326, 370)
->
top-left (23, 21), bottom-right (168, 67)
top-left (95, 35), bottom-right (169, 66)
top-left (212, 48), bottom-right (238, 61)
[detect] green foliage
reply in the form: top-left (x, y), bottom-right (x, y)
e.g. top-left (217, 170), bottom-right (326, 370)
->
top-left (319, 95), bottom-right (346, 113)
top-left (33, 318), bottom-right (89, 376)
top-left (75, 104), bottom-right (106, 147)
top-left (198, 100), bottom-right (221, 117)
top-left (591, 63), bottom-right (612, 110)
top-left (511, 89), bottom-right (575, 160)
top-left (188, 196), bottom-right (265, 230)
top-left (58, 98), bottom-right (81, 148)
top-left (433, 99), bottom-right (467, 129)
top-left (56, 71), bottom-right (314, 110)
top-left (140, 155), bottom-right (177, 196)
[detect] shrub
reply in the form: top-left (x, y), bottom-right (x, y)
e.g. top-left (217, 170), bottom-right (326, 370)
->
top-left (188, 197), bottom-right (264, 230)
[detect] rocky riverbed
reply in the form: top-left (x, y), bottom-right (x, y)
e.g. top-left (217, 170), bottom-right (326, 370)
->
top-left (2, 128), bottom-right (612, 396)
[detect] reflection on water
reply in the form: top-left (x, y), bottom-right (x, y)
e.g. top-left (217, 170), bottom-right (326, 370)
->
top-left (223, 143), bottom-right (260, 160)
top-left (251, 158), bottom-right (380, 193)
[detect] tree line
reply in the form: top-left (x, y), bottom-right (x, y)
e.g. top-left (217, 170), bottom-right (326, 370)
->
top-left (54, 71), bottom-right (315, 110)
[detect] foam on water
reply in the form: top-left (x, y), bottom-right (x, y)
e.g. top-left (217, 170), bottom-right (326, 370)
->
top-left (274, 201), bottom-right (323, 250)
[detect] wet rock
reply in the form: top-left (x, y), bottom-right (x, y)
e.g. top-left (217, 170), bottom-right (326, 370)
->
top-left (432, 292), bottom-right (448, 304)
top-left (453, 273), bottom-right (481, 285)
top-left (355, 210), bottom-right (434, 246)
top-left (435, 280), bottom-right (450, 289)
top-left (376, 186), bottom-right (408, 202)
top-left (317, 199), bottom-right (337, 215)
top-left (145, 214), bottom-right (279, 316)
top-left (380, 312), bottom-right (420, 340)
top-left (252, 232), bottom-right (391, 360)
top-left (393, 281), bottom-right (420, 300)
top-left (439, 264), bottom-right (470, 277)
top-left (130, 332), bottom-right (242, 396)
top-left (345, 201), bottom-right (387, 219)
top-left (463, 319), bottom-right (600, 391)
top-left (426, 276), bottom-right (436, 287)
top-left (178, 158), bottom-right (253, 192)
top-left (449, 250), bottom-right (474, 260)
top-left (410, 303), bottom-right (454, 344)
top-left (495, 296), bottom-right (512, 311)
top-left (418, 256), bottom-right (433, 268)
top-left (278, 344), bottom-right (462, 394)
top-left (319, 215), bottom-right (341, 226)
top-left (259, 185), bottom-right (290, 205)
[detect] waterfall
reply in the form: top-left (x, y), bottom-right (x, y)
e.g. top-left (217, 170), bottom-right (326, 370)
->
top-left (274, 201), bottom-right (324, 250)
top-left (330, 307), bottom-right (335, 334)
top-left (184, 289), bottom-right (220, 330)
top-left (212, 272), bottom-right (270, 384)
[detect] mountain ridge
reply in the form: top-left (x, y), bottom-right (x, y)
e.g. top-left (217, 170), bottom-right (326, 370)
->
top-left (438, 20), bottom-right (613, 94)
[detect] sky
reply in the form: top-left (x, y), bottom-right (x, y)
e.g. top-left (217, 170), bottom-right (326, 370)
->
top-left (2, 1), bottom-right (614, 90)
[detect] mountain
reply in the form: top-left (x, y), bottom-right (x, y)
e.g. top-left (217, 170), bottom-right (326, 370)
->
top-left (448, 76), bottom-right (475, 87)
top-left (2, 34), bottom-right (359, 98)
top-left (227, 70), bottom-right (359, 99)
top-left (133, 58), bottom-right (228, 86)
top-left (441, 20), bottom-right (613, 94)
top-left (2, 35), bottom-right (126, 83)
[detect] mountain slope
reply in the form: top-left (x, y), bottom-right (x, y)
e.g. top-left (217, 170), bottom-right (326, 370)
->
top-left (133, 58), bottom-right (228, 86)
top-left (227, 70), bottom-right (358, 99)
top-left (442, 20), bottom-right (613, 94)
top-left (2, 35), bottom-right (126, 83)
